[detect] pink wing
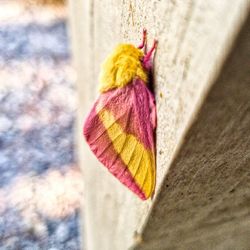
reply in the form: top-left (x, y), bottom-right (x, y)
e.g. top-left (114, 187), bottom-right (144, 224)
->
top-left (83, 78), bottom-right (156, 200)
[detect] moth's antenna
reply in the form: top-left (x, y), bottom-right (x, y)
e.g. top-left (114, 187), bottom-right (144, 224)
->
top-left (138, 29), bottom-right (147, 50)
top-left (143, 39), bottom-right (158, 64)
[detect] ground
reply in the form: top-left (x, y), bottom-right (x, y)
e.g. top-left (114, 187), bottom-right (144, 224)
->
top-left (0, 2), bottom-right (83, 249)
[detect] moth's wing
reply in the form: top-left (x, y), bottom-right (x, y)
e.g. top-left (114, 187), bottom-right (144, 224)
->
top-left (83, 79), bottom-right (156, 200)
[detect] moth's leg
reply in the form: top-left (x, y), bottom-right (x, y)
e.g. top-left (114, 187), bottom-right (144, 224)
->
top-left (138, 29), bottom-right (147, 50)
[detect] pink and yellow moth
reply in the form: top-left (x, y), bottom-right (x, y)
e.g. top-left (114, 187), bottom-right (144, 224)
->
top-left (83, 30), bottom-right (157, 200)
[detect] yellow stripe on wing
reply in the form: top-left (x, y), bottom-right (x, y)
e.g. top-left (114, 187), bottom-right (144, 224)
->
top-left (97, 108), bottom-right (155, 199)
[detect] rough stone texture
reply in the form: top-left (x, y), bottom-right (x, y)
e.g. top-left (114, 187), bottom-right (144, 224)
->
top-left (68, 0), bottom-right (250, 249)
top-left (134, 14), bottom-right (250, 250)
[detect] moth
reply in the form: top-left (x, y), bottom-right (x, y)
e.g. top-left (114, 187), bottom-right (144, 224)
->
top-left (83, 30), bottom-right (157, 200)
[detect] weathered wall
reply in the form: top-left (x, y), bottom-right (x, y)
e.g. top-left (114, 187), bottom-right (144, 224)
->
top-left (68, 1), bottom-right (250, 249)
top-left (134, 14), bottom-right (250, 250)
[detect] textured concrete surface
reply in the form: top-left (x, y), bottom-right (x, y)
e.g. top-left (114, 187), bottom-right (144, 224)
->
top-left (134, 13), bottom-right (250, 250)
top-left (68, 0), bottom-right (250, 249)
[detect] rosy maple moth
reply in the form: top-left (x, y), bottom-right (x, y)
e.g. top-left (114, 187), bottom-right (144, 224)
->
top-left (83, 30), bottom-right (157, 200)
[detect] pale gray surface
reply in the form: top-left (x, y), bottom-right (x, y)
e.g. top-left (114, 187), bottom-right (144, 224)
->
top-left (134, 14), bottom-right (250, 250)
top-left (68, 0), bottom-right (250, 249)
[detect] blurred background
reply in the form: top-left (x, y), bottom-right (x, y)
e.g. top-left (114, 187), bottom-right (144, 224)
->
top-left (0, 0), bottom-right (83, 249)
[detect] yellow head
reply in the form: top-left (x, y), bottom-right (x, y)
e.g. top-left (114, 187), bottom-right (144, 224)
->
top-left (99, 44), bottom-right (148, 93)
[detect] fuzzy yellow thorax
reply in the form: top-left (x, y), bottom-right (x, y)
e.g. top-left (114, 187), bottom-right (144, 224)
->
top-left (99, 44), bottom-right (148, 92)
